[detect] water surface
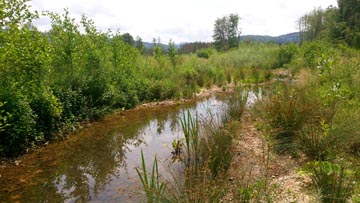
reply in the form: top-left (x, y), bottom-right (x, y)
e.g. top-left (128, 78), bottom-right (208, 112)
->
top-left (0, 93), bottom-right (234, 203)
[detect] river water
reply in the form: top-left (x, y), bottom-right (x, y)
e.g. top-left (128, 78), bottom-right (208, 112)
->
top-left (0, 89), bottom-right (261, 203)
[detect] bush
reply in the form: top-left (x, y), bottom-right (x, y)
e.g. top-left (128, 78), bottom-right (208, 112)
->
top-left (53, 87), bottom-right (87, 122)
top-left (196, 48), bottom-right (213, 59)
top-left (30, 88), bottom-right (62, 140)
top-left (142, 79), bottom-right (179, 102)
top-left (0, 86), bottom-right (37, 156)
top-left (273, 44), bottom-right (299, 68)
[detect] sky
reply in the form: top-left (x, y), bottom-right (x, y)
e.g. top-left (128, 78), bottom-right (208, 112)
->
top-left (28, 0), bottom-right (338, 43)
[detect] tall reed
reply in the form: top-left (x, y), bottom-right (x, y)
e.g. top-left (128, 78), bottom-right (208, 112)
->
top-left (301, 161), bottom-right (355, 203)
top-left (227, 88), bottom-right (249, 120)
top-left (180, 110), bottom-right (199, 166)
top-left (135, 150), bottom-right (166, 203)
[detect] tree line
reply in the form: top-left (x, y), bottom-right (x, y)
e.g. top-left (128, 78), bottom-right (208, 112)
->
top-left (298, 0), bottom-right (360, 48)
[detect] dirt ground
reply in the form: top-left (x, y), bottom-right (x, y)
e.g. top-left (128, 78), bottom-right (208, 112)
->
top-left (226, 109), bottom-right (316, 202)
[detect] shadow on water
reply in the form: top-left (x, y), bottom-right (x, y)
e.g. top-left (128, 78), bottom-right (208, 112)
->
top-left (0, 88), bottom-right (263, 203)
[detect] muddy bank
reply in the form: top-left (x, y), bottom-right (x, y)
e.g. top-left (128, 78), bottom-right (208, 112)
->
top-left (135, 84), bottom-right (234, 110)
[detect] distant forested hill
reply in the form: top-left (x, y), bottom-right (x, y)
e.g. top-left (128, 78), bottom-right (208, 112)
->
top-left (240, 32), bottom-right (300, 44)
top-left (142, 32), bottom-right (300, 53)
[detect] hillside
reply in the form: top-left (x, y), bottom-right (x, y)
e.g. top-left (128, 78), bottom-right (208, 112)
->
top-left (240, 32), bottom-right (300, 44)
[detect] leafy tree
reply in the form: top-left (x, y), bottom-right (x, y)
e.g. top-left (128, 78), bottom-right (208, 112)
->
top-left (80, 15), bottom-right (114, 109)
top-left (0, 0), bottom-right (49, 156)
top-left (153, 38), bottom-right (165, 69)
top-left (168, 39), bottom-right (178, 68)
top-left (337, 0), bottom-right (360, 47)
top-left (213, 16), bottom-right (227, 51)
top-left (121, 32), bottom-right (134, 46)
top-left (228, 14), bottom-right (241, 48)
top-left (135, 36), bottom-right (145, 54)
top-left (45, 9), bottom-right (82, 85)
top-left (213, 13), bottom-right (241, 51)
top-left (298, 8), bottom-right (326, 42)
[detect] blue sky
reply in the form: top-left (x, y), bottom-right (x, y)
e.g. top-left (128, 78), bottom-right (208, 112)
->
top-left (29, 0), bottom-right (337, 43)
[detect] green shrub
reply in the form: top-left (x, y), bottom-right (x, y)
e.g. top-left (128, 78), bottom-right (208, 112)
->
top-left (274, 44), bottom-right (299, 68)
top-left (53, 87), bottom-right (87, 122)
top-left (196, 48), bottom-right (213, 59)
top-left (0, 87), bottom-right (37, 156)
top-left (30, 88), bottom-right (62, 140)
top-left (148, 79), bottom-right (178, 101)
top-left (0, 102), bottom-right (11, 133)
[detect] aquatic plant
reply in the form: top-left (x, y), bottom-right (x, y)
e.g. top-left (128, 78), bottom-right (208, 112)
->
top-left (135, 150), bottom-right (166, 203)
top-left (227, 88), bottom-right (248, 120)
top-left (179, 110), bottom-right (199, 166)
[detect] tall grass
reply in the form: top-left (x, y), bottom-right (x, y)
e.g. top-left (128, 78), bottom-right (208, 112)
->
top-left (227, 88), bottom-right (249, 120)
top-left (256, 82), bottom-right (317, 154)
top-left (179, 110), bottom-right (199, 166)
top-left (300, 161), bottom-right (355, 203)
top-left (135, 150), bottom-right (166, 203)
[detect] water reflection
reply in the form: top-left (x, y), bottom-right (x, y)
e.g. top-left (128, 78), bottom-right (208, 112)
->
top-left (0, 91), bottom-right (261, 202)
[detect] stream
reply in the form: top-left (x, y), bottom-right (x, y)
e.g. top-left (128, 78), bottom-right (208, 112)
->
top-left (0, 89), bottom-right (261, 203)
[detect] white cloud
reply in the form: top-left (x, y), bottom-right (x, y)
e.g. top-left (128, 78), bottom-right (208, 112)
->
top-left (28, 0), bottom-right (337, 43)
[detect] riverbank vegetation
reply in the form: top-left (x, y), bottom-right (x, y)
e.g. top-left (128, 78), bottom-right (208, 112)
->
top-left (135, 2), bottom-right (360, 203)
top-left (0, 1), bottom-right (283, 157)
top-left (2, 0), bottom-right (360, 202)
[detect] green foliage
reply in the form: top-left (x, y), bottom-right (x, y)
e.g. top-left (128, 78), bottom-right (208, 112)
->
top-left (171, 139), bottom-right (183, 156)
top-left (179, 42), bottom-right (212, 54)
top-left (206, 125), bottom-right (233, 177)
top-left (196, 48), bottom-right (213, 59)
top-left (167, 39), bottom-right (178, 68)
top-left (180, 110), bottom-right (199, 165)
top-left (337, 0), bottom-right (360, 48)
top-left (153, 45), bottom-right (165, 69)
top-left (298, 8), bottom-right (327, 42)
top-left (213, 13), bottom-right (241, 51)
top-left (233, 178), bottom-right (273, 203)
top-left (300, 161), bottom-right (355, 203)
top-left (275, 44), bottom-right (299, 68)
top-left (136, 150), bottom-right (166, 203)
top-left (134, 36), bottom-right (144, 54)
top-left (298, 120), bottom-right (334, 161)
top-left (29, 88), bottom-right (62, 140)
top-left (299, 41), bottom-right (331, 68)
top-left (213, 42), bottom-right (282, 70)
top-left (166, 109), bottom-right (240, 202)
top-left (121, 32), bottom-right (134, 46)
top-left (0, 102), bottom-right (12, 133)
top-left (257, 82), bottom-right (317, 153)
top-left (0, 86), bottom-right (37, 156)
top-left (297, 1), bottom-right (360, 48)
